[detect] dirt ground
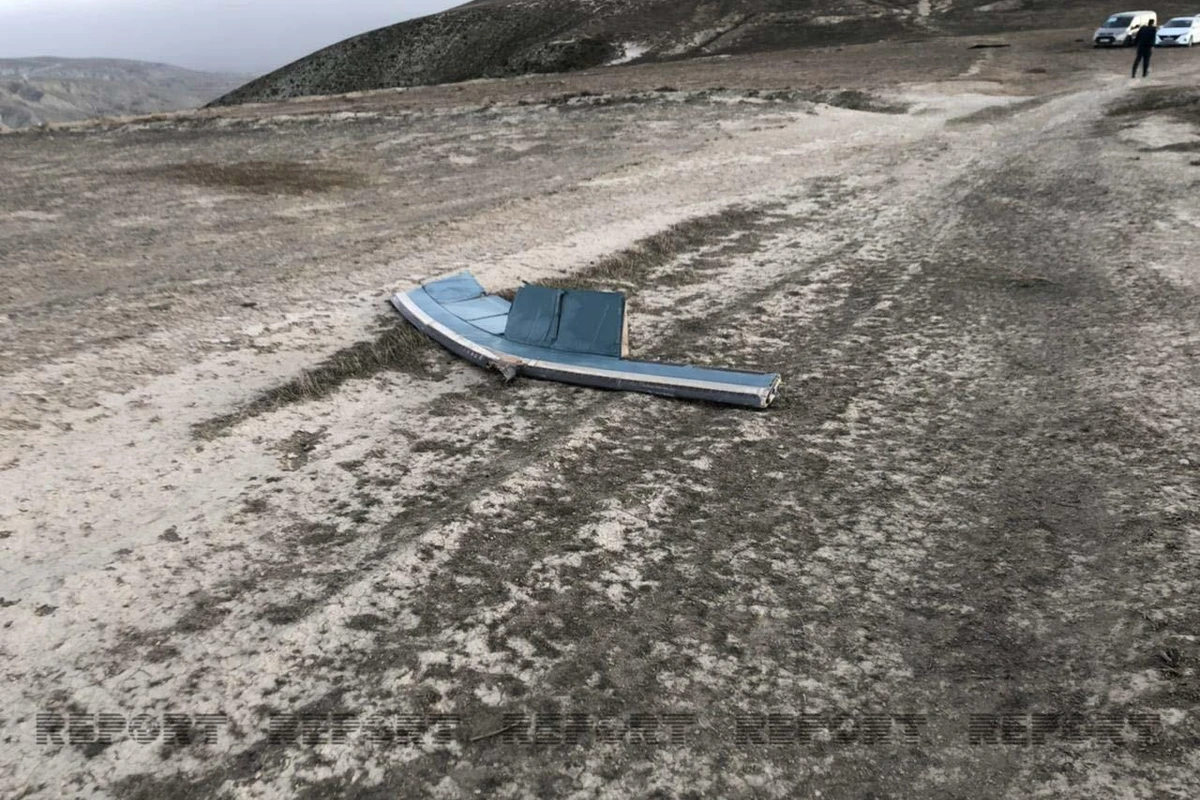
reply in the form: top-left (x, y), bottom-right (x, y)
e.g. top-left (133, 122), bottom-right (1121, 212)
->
top-left (3, 28), bottom-right (1200, 799)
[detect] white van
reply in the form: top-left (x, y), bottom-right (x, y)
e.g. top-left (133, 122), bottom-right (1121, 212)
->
top-left (1093, 11), bottom-right (1157, 46)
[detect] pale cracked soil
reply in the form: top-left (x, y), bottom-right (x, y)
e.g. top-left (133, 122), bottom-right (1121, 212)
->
top-left (2, 29), bottom-right (1200, 800)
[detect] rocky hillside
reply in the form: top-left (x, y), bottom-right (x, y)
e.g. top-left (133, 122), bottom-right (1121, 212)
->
top-left (211, 0), bottom-right (1111, 106)
top-left (0, 58), bottom-right (249, 130)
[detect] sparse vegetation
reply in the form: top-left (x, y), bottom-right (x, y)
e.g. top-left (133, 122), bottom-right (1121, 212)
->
top-left (948, 96), bottom-right (1050, 125)
top-left (528, 86), bottom-right (908, 114)
top-left (536, 206), bottom-right (765, 294)
top-left (1107, 87), bottom-right (1200, 123)
top-left (193, 319), bottom-right (435, 438)
top-left (133, 160), bottom-right (366, 195)
top-left (210, 0), bottom-right (1093, 107)
top-left (809, 88), bottom-right (909, 114)
top-left (1144, 141), bottom-right (1200, 153)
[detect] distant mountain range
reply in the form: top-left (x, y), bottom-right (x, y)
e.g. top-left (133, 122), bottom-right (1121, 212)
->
top-left (211, 0), bottom-right (1104, 107)
top-left (0, 58), bottom-right (250, 130)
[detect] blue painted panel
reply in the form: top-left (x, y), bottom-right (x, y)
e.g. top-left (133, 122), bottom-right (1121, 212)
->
top-left (443, 295), bottom-right (511, 321)
top-left (470, 314), bottom-right (509, 335)
top-left (553, 290), bottom-right (625, 357)
top-left (422, 272), bottom-right (486, 305)
top-left (504, 285), bottom-right (563, 348)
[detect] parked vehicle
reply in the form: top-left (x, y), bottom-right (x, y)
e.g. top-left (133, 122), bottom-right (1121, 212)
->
top-left (1156, 16), bottom-right (1199, 45)
top-left (1093, 11), bottom-right (1158, 46)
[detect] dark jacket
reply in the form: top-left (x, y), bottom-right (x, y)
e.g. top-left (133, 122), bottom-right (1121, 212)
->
top-left (1135, 24), bottom-right (1158, 49)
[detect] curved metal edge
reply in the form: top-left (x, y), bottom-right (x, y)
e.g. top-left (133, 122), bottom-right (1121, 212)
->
top-left (391, 291), bottom-right (512, 373)
top-left (520, 363), bottom-right (781, 408)
top-left (392, 291), bottom-right (781, 409)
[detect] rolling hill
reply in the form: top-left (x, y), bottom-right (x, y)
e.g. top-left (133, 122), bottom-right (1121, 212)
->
top-left (0, 58), bottom-right (249, 130)
top-left (211, 0), bottom-right (1112, 106)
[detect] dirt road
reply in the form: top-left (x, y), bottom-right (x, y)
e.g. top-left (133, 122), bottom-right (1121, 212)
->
top-left (2, 31), bottom-right (1199, 798)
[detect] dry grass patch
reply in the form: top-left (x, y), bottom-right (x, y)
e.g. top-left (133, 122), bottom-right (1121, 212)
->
top-left (193, 319), bottom-right (435, 438)
top-left (133, 160), bottom-right (366, 195)
top-left (543, 205), bottom-right (765, 294)
top-left (1143, 141), bottom-right (1200, 153)
top-left (529, 87), bottom-right (907, 115)
top-left (810, 88), bottom-right (910, 114)
top-left (1107, 87), bottom-right (1200, 124)
top-left (948, 96), bottom-right (1051, 126)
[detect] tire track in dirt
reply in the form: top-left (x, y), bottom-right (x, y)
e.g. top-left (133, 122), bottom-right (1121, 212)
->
top-left (888, 94), bottom-right (1200, 789)
top-left (706, 86), bottom-right (1200, 795)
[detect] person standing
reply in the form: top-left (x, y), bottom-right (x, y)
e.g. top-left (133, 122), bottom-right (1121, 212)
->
top-left (1132, 20), bottom-right (1158, 78)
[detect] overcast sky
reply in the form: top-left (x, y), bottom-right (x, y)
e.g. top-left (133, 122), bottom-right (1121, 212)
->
top-left (0, 1), bottom-right (463, 74)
